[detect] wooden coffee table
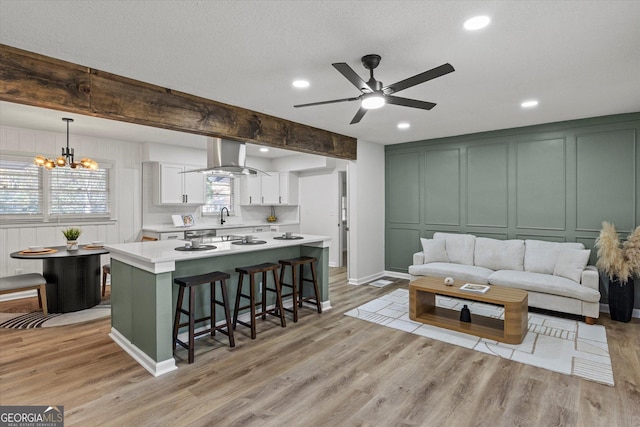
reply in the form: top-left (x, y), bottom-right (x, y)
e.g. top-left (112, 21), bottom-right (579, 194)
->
top-left (409, 276), bottom-right (528, 344)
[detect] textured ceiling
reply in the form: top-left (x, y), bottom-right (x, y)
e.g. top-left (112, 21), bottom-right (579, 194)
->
top-left (0, 0), bottom-right (639, 150)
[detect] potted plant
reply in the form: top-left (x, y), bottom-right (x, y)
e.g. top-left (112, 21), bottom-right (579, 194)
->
top-left (62, 227), bottom-right (82, 251)
top-left (595, 221), bottom-right (639, 322)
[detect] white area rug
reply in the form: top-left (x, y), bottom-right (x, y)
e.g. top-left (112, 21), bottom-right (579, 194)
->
top-left (345, 289), bottom-right (614, 386)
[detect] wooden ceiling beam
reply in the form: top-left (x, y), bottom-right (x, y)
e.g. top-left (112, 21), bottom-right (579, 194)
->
top-left (0, 44), bottom-right (357, 160)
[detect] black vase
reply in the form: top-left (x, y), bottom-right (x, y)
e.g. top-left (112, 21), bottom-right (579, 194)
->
top-left (608, 277), bottom-right (635, 323)
top-left (460, 305), bottom-right (471, 322)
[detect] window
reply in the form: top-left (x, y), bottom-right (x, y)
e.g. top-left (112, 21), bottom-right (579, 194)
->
top-left (0, 157), bottom-right (42, 218)
top-left (50, 167), bottom-right (110, 217)
top-left (0, 154), bottom-right (111, 223)
top-left (202, 176), bottom-right (234, 215)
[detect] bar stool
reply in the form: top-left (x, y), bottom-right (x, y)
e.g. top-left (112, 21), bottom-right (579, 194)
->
top-left (278, 256), bottom-right (322, 322)
top-left (233, 263), bottom-right (286, 339)
top-left (102, 263), bottom-right (110, 296)
top-left (173, 271), bottom-right (235, 364)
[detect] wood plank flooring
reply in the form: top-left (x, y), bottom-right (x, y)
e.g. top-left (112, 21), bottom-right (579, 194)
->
top-left (1, 269), bottom-right (639, 426)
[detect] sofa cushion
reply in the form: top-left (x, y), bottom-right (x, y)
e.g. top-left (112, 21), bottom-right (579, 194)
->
top-left (409, 262), bottom-right (493, 285)
top-left (553, 249), bottom-right (591, 283)
top-left (420, 238), bottom-right (449, 264)
top-left (433, 232), bottom-right (475, 265)
top-left (488, 270), bottom-right (600, 303)
top-left (524, 240), bottom-right (585, 275)
top-left (474, 238), bottom-right (524, 271)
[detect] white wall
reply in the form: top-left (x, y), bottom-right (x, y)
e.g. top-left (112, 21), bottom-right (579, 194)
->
top-left (0, 125), bottom-right (142, 277)
top-left (348, 140), bottom-right (385, 284)
top-left (1, 125), bottom-right (387, 285)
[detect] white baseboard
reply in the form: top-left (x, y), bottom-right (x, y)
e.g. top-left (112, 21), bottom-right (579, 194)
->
top-left (348, 271), bottom-right (386, 286)
top-left (109, 327), bottom-right (177, 377)
top-left (0, 289), bottom-right (37, 302)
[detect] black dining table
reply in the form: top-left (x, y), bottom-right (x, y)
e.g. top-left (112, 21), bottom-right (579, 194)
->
top-left (10, 245), bottom-right (109, 313)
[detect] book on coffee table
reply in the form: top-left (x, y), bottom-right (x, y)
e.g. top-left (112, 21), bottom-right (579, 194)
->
top-left (459, 283), bottom-right (490, 294)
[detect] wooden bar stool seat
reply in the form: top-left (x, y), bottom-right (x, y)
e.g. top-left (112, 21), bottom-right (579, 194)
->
top-left (173, 271), bottom-right (235, 364)
top-left (233, 262), bottom-right (286, 339)
top-left (278, 256), bottom-right (322, 322)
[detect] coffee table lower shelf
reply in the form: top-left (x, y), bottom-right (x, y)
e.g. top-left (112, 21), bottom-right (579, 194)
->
top-left (409, 277), bottom-right (528, 345)
top-left (413, 306), bottom-right (507, 342)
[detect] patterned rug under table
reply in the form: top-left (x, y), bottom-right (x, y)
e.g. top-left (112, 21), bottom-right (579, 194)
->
top-left (345, 288), bottom-right (614, 386)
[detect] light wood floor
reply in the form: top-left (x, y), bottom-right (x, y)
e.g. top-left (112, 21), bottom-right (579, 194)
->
top-left (1, 268), bottom-right (639, 426)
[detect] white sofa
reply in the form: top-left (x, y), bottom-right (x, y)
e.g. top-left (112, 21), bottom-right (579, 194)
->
top-left (408, 232), bottom-right (601, 323)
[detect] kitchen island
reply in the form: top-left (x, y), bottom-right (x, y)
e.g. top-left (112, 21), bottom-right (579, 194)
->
top-left (106, 232), bottom-right (330, 376)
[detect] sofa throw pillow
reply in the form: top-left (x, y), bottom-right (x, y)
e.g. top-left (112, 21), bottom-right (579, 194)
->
top-left (474, 238), bottom-right (525, 271)
top-left (434, 232), bottom-right (476, 265)
top-left (420, 238), bottom-right (449, 264)
top-left (524, 240), bottom-right (585, 274)
top-left (553, 249), bottom-right (591, 283)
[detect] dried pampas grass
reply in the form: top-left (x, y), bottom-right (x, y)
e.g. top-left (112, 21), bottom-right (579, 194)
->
top-left (623, 226), bottom-right (640, 274)
top-left (595, 221), bottom-right (639, 283)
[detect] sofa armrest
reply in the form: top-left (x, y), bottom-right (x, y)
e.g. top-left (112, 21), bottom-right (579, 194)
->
top-left (413, 252), bottom-right (425, 265)
top-left (581, 265), bottom-right (599, 292)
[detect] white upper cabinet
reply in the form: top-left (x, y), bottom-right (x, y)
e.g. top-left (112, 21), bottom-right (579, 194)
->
top-left (278, 172), bottom-right (298, 205)
top-left (240, 175), bottom-right (262, 205)
top-left (239, 172), bottom-right (298, 205)
top-left (154, 162), bottom-right (205, 205)
top-left (260, 173), bottom-right (280, 205)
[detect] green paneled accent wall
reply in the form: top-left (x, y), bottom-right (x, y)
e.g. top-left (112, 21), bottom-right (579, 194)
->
top-left (576, 129), bottom-right (636, 232)
top-left (516, 138), bottom-right (566, 230)
top-left (387, 151), bottom-right (421, 224)
top-left (467, 143), bottom-right (508, 227)
top-left (424, 148), bottom-right (460, 225)
top-left (385, 112), bottom-right (640, 307)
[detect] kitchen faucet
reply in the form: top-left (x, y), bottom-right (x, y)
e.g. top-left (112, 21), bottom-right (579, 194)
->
top-left (220, 206), bottom-right (230, 225)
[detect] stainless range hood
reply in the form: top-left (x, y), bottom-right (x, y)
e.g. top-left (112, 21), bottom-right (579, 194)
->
top-left (184, 137), bottom-right (262, 176)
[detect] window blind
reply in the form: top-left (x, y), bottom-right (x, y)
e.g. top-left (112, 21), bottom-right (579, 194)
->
top-left (0, 158), bottom-right (42, 216)
top-left (49, 167), bottom-right (111, 217)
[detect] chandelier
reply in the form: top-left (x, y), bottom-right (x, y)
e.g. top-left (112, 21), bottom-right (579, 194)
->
top-left (34, 118), bottom-right (98, 170)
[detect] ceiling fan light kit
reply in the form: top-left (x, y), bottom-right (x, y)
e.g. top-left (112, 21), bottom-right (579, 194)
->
top-left (294, 54), bottom-right (454, 124)
top-left (361, 93), bottom-right (385, 109)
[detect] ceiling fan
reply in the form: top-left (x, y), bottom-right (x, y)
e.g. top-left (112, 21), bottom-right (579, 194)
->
top-left (294, 54), bottom-right (455, 124)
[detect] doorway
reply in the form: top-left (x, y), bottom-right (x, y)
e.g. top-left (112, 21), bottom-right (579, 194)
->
top-left (338, 171), bottom-right (348, 270)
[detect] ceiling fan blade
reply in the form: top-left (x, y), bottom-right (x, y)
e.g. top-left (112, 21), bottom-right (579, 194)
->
top-left (294, 97), bottom-right (359, 108)
top-left (350, 107), bottom-right (368, 124)
top-left (383, 63), bottom-right (455, 94)
top-left (386, 96), bottom-right (437, 110)
top-left (332, 62), bottom-right (373, 92)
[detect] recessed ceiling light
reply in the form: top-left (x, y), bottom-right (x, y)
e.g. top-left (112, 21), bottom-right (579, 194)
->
top-left (397, 122), bottom-right (410, 130)
top-left (464, 15), bottom-right (491, 31)
top-left (292, 80), bottom-right (310, 88)
top-left (259, 147), bottom-right (269, 152)
top-left (521, 100), bottom-right (539, 108)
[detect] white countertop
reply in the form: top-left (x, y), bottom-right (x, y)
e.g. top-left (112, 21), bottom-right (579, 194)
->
top-left (142, 222), bottom-right (298, 233)
top-left (106, 232), bottom-right (330, 273)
